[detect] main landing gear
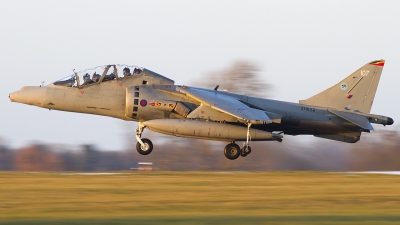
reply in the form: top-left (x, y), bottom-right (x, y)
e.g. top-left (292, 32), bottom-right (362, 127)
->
top-left (223, 123), bottom-right (253, 160)
top-left (223, 142), bottom-right (252, 160)
top-left (136, 122), bottom-right (153, 155)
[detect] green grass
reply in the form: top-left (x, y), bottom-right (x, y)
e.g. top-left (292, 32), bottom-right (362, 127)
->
top-left (0, 171), bottom-right (399, 224)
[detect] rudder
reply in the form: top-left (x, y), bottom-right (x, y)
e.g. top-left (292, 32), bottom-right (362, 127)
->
top-left (299, 60), bottom-right (385, 113)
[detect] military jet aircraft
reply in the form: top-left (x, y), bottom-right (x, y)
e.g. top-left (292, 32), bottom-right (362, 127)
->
top-left (9, 60), bottom-right (393, 160)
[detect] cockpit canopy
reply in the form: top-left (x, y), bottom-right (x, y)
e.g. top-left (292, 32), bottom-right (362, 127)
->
top-left (53, 64), bottom-right (144, 87)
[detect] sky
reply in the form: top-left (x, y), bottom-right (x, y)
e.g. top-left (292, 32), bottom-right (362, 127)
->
top-left (1, 0), bottom-right (399, 151)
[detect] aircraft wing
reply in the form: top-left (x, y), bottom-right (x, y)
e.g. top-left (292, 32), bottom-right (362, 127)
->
top-left (177, 87), bottom-right (272, 124)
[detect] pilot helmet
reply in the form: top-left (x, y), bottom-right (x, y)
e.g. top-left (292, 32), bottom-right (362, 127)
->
top-left (123, 67), bottom-right (130, 74)
top-left (133, 68), bottom-right (142, 74)
top-left (83, 73), bottom-right (90, 80)
top-left (92, 72), bottom-right (99, 81)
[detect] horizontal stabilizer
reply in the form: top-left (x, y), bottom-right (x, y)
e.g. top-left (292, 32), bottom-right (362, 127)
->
top-left (329, 109), bottom-right (374, 130)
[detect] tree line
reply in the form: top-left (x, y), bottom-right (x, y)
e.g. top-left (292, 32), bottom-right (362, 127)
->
top-left (0, 128), bottom-right (399, 171)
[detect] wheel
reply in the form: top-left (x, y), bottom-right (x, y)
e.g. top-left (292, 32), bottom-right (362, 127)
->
top-left (224, 143), bottom-right (240, 160)
top-left (240, 150), bottom-right (247, 157)
top-left (136, 138), bottom-right (153, 155)
top-left (244, 146), bottom-right (251, 155)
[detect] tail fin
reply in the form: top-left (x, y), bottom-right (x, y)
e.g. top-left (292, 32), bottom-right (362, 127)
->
top-left (299, 60), bottom-right (385, 113)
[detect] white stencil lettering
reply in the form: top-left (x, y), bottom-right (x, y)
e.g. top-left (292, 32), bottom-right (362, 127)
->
top-left (361, 70), bottom-right (369, 77)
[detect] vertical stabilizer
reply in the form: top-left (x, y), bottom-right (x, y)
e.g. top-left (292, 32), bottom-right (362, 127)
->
top-left (299, 60), bottom-right (385, 113)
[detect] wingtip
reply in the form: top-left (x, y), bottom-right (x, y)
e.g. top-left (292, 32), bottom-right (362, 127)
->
top-left (369, 60), bottom-right (385, 66)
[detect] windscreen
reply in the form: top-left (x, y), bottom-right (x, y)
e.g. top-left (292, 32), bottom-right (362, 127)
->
top-left (53, 65), bottom-right (143, 87)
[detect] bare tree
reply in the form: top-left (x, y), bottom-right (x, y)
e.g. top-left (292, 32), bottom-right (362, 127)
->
top-left (193, 60), bottom-right (272, 97)
top-left (14, 145), bottom-right (65, 171)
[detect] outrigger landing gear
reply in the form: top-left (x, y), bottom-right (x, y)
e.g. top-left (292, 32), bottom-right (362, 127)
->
top-left (135, 122), bottom-right (153, 155)
top-left (224, 123), bottom-right (253, 160)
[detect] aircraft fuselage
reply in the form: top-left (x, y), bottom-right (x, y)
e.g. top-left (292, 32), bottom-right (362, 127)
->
top-left (11, 81), bottom-right (367, 143)
top-left (10, 61), bottom-right (394, 160)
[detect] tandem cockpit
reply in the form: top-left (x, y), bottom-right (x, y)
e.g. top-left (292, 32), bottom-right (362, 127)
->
top-left (53, 65), bottom-right (144, 88)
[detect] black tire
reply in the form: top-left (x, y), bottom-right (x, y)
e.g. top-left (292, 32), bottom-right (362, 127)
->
top-left (136, 138), bottom-right (153, 155)
top-left (244, 146), bottom-right (252, 155)
top-left (224, 143), bottom-right (240, 160)
top-left (240, 150), bottom-right (247, 157)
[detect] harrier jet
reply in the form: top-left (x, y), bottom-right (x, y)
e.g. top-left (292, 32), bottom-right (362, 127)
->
top-left (9, 60), bottom-right (393, 160)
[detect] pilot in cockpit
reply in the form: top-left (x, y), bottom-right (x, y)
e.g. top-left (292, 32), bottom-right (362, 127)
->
top-left (133, 68), bottom-right (142, 75)
top-left (92, 72), bottom-right (101, 83)
top-left (123, 67), bottom-right (131, 77)
top-left (81, 73), bottom-right (94, 85)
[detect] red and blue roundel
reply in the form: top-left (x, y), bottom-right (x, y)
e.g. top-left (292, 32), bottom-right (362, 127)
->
top-left (140, 99), bottom-right (147, 107)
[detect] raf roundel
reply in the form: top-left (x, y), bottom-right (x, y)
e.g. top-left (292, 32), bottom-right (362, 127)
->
top-left (340, 83), bottom-right (348, 91)
top-left (140, 99), bottom-right (147, 107)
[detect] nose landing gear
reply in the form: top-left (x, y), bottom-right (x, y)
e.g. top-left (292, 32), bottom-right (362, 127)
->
top-left (135, 122), bottom-right (153, 155)
top-left (136, 138), bottom-right (153, 155)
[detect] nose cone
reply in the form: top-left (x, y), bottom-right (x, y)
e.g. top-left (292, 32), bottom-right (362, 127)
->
top-left (9, 86), bottom-right (46, 107)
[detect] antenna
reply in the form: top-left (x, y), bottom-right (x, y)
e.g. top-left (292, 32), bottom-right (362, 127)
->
top-left (214, 85), bottom-right (219, 91)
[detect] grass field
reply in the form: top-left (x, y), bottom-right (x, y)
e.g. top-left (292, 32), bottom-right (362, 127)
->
top-left (0, 171), bottom-right (400, 224)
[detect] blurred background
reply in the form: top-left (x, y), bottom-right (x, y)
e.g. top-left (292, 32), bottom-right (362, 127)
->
top-left (1, 0), bottom-right (399, 171)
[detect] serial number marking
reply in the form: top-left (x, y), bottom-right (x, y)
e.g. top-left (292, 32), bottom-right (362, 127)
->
top-left (301, 106), bottom-right (316, 112)
top-left (361, 70), bottom-right (369, 77)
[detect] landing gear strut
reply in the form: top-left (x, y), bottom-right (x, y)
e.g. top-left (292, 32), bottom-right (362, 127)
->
top-left (135, 122), bottom-right (153, 155)
top-left (224, 123), bottom-right (252, 160)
